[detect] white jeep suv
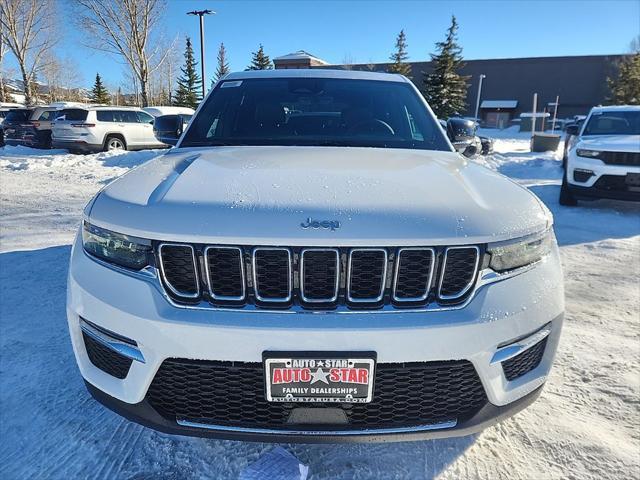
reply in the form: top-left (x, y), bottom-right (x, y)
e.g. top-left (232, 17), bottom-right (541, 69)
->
top-left (560, 105), bottom-right (640, 205)
top-left (67, 70), bottom-right (564, 443)
top-left (52, 106), bottom-right (166, 153)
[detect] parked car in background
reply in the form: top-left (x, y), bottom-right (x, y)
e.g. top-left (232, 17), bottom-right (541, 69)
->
top-left (52, 106), bottom-right (166, 153)
top-left (444, 117), bottom-right (495, 157)
top-left (152, 113), bottom-right (192, 146)
top-left (143, 106), bottom-right (195, 118)
top-left (2, 106), bottom-right (62, 149)
top-left (560, 105), bottom-right (640, 205)
top-left (562, 115), bottom-right (586, 167)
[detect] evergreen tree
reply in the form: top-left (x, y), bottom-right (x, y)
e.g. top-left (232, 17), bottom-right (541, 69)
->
top-left (90, 73), bottom-right (110, 104)
top-left (422, 16), bottom-right (470, 119)
top-left (387, 29), bottom-right (412, 78)
top-left (174, 37), bottom-right (202, 109)
top-left (607, 52), bottom-right (640, 105)
top-left (214, 42), bottom-right (231, 83)
top-left (247, 44), bottom-right (272, 70)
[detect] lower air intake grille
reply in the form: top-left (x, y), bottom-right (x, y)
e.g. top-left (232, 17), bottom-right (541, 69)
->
top-left (439, 247), bottom-right (479, 300)
top-left (502, 337), bottom-right (548, 381)
top-left (146, 359), bottom-right (487, 430)
top-left (82, 332), bottom-right (132, 379)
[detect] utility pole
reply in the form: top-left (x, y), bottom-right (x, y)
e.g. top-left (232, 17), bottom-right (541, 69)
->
top-left (473, 74), bottom-right (486, 122)
top-left (187, 9), bottom-right (215, 98)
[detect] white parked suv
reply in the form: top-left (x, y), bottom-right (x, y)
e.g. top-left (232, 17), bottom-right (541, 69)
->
top-left (560, 105), bottom-right (640, 205)
top-left (52, 106), bottom-right (166, 153)
top-left (67, 70), bottom-right (564, 443)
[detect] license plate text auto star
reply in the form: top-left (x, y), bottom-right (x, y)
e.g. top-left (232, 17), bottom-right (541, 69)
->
top-left (264, 356), bottom-right (375, 403)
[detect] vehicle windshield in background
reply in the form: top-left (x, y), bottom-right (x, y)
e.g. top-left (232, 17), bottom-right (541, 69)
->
top-left (180, 78), bottom-right (450, 151)
top-left (582, 111), bottom-right (640, 135)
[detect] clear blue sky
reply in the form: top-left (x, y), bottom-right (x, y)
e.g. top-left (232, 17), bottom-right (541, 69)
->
top-left (5, 0), bottom-right (640, 89)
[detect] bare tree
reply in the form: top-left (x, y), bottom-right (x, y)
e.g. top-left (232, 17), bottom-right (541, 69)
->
top-left (0, 9), bottom-right (7, 102)
top-left (0, 0), bottom-right (56, 105)
top-left (73, 0), bottom-right (169, 107)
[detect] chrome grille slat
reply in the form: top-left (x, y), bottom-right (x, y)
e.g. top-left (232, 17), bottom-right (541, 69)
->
top-left (252, 248), bottom-right (292, 303)
top-left (204, 246), bottom-right (245, 302)
top-left (347, 248), bottom-right (388, 304)
top-left (300, 248), bottom-right (340, 303)
top-left (393, 248), bottom-right (435, 302)
top-left (158, 243), bottom-right (200, 299)
top-left (438, 246), bottom-right (480, 301)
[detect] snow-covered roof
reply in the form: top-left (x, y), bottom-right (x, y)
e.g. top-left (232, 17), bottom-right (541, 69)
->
top-left (590, 105), bottom-right (640, 112)
top-left (144, 106), bottom-right (195, 117)
top-left (273, 50), bottom-right (329, 64)
top-left (480, 100), bottom-right (518, 109)
top-left (226, 69), bottom-right (408, 82)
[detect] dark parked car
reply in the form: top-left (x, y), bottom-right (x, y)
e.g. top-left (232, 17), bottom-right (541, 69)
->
top-left (3, 106), bottom-right (61, 149)
top-left (152, 113), bottom-right (192, 146)
top-left (445, 117), bottom-right (494, 157)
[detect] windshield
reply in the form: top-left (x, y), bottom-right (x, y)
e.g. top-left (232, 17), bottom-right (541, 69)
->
top-left (582, 110), bottom-right (640, 135)
top-left (180, 77), bottom-right (450, 151)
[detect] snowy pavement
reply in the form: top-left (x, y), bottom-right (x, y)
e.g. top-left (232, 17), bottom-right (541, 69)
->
top-left (1, 133), bottom-right (639, 479)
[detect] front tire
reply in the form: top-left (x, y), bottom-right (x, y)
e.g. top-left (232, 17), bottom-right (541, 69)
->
top-left (104, 135), bottom-right (127, 152)
top-left (559, 174), bottom-right (578, 206)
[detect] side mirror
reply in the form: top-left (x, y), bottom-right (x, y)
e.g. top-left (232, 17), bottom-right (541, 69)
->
top-left (565, 124), bottom-right (580, 136)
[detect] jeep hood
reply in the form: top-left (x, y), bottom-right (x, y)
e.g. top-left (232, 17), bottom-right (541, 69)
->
top-left (88, 146), bottom-right (550, 246)
top-left (577, 134), bottom-right (640, 152)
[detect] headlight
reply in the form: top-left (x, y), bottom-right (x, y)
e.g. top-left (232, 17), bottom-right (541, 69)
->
top-left (576, 148), bottom-right (602, 159)
top-left (488, 229), bottom-right (555, 272)
top-left (82, 221), bottom-right (152, 270)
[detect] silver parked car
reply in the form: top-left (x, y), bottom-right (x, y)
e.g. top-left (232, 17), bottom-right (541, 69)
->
top-left (51, 106), bottom-right (166, 153)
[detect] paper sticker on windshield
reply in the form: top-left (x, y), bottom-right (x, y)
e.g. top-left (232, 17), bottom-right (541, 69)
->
top-left (221, 80), bottom-right (242, 88)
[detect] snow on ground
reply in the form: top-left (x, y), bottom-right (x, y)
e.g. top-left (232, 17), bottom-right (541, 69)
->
top-left (0, 137), bottom-right (639, 479)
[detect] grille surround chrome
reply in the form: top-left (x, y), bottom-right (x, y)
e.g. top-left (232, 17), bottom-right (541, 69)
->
top-left (204, 246), bottom-right (246, 302)
top-left (346, 248), bottom-right (388, 304)
top-left (392, 247), bottom-right (436, 303)
top-left (438, 246), bottom-right (480, 301)
top-left (251, 247), bottom-right (293, 303)
top-left (158, 243), bottom-right (200, 299)
top-left (299, 248), bottom-right (340, 304)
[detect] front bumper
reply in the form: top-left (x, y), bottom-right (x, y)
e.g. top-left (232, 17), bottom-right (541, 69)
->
top-left (67, 232), bottom-right (564, 442)
top-left (567, 151), bottom-right (640, 201)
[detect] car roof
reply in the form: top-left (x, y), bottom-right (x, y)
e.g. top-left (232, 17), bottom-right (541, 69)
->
top-left (224, 68), bottom-right (410, 83)
top-left (590, 105), bottom-right (640, 113)
top-left (89, 106), bottom-right (143, 111)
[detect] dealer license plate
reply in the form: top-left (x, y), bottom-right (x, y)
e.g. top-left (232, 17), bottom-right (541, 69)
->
top-left (264, 354), bottom-right (375, 403)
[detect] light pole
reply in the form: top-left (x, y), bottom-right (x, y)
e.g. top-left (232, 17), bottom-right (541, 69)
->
top-left (187, 9), bottom-right (215, 98)
top-left (473, 74), bottom-right (486, 122)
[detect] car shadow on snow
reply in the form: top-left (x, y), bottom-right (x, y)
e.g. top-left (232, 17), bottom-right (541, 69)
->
top-left (0, 245), bottom-right (478, 480)
top-left (527, 183), bottom-right (640, 247)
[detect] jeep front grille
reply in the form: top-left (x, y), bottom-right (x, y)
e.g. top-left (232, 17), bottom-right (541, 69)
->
top-left (599, 151), bottom-right (640, 166)
top-left (157, 244), bottom-right (483, 310)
